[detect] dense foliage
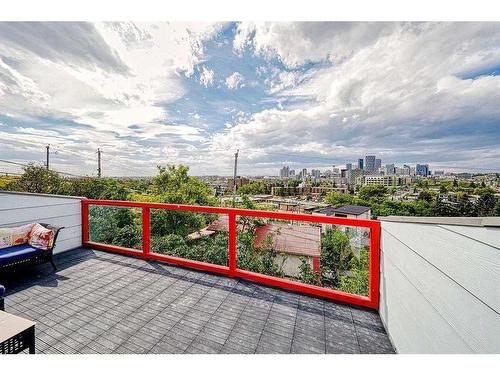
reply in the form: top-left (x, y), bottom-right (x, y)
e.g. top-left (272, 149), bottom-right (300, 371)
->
top-left (326, 186), bottom-right (499, 218)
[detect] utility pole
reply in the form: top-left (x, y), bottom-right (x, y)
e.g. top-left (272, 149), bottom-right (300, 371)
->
top-left (232, 149), bottom-right (239, 206)
top-left (97, 148), bottom-right (101, 178)
top-left (46, 145), bottom-right (50, 170)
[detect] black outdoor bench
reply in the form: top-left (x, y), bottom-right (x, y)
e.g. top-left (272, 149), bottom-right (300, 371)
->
top-left (0, 223), bottom-right (64, 275)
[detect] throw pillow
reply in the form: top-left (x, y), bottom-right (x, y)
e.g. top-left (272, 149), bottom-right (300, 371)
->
top-left (29, 223), bottom-right (55, 251)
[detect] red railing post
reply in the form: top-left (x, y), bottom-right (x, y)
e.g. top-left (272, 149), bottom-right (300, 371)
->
top-left (81, 200), bottom-right (89, 245)
top-left (142, 207), bottom-right (151, 258)
top-left (369, 221), bottom-right (381, 309)
top-left (228, 213), bottom-right (237, 276)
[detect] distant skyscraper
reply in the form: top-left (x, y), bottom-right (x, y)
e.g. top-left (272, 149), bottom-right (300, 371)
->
top-left (279, 166), bottom-right (290, 178)
top-left (332, 165), bottom-right (340, 175)
top-left (403, 164), bottom-right (411, 175)
top-left (385, 164), bottom-right (395, 175)
top-left (346, 163), bottom-right (352, 170)
top-left (365, 155), bottom-right (376, 172)
top-left (311, 169), bottom-right (321, 179)
top-left (302, 168), bottom-right (307, 181)
top-left (416, 164), bottom-right (429, 176)
top-left (358, 158), bottom-right (364, 170)
top-left (289, 169), bottom-right (295, 176)
top-left (375, 159), bottom-right (382, 171)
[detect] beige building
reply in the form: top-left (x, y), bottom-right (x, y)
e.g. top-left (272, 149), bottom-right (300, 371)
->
top-left (357, 175), bottom-right (401, 187)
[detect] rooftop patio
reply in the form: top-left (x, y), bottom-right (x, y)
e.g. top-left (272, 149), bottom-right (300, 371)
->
top-left (2, 191), bottom-right (498, 354)
top-left (1, 248), bottom-right (394, 354)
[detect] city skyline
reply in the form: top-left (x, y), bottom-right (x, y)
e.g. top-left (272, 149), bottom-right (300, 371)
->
top-left (1, 22), bottom-right (500, 177)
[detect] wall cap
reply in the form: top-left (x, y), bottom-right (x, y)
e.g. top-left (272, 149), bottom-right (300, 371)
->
top-left (0, 190), bottom-right (85, 200)
top-left (379, 215), bottom-right (500, 227)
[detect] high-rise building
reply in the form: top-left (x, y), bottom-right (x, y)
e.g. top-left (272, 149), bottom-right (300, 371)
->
top-left (289, 169), bottom-right (295, 176)
top-left (375, 159), bottom-right (382, 172)
top-left (279, 166), bottom-right (290, 178)
top-left (301, 168), bottom-right (307, 181)
top-left (365, 155), bottom-right (376, 172)
top-left (346, 168), bottom-right (365, 186)
top-left (311, 169), bottom-right (321, 179)
top-left (385, 164), bottom-right (395, 175)
top-left (416, 164), bottom-right (429, 176)
top-left (358, 158), bottom-right (364, 170)
top-left (332, 165), bottom-right (340, 176)
top-left (346, 163), bottom-right (352, 170)
top-left (403, 164), bottom-right (411, 175)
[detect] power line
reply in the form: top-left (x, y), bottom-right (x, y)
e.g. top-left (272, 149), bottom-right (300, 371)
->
top-left (0, 159), bottom-right (29, 167)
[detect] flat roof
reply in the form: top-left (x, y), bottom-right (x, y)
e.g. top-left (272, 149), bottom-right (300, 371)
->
top-left (315, 205), bottom-right (371, 216)
top-left (254, 223), bottom-right (321, 257)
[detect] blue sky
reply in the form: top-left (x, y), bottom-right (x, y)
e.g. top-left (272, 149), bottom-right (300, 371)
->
top-left (0, 22), bottom-right (499, 176)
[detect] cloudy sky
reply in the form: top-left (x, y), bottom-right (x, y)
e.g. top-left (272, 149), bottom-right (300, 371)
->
top-left (0, 22), bottom-right (499, 176)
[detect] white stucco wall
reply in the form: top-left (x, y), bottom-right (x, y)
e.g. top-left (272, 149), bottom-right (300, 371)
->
top-left (0, 191), bottom-right (83, 254)
top-left (379, 216), bottom-right (500, 353)
top-left (275, 253), bottom-right (313, 278)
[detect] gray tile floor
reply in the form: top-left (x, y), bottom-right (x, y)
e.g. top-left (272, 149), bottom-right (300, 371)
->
top-left (1, 248), bottom-right (394, 354)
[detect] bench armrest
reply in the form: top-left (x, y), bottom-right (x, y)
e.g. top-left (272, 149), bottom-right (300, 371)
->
top-left (39, 223), bottom-right (64, 251)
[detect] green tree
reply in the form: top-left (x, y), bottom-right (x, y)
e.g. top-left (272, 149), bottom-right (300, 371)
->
top-left (88, 205), bottom-right (140, 248)
top-left (495, 199), bottom-right (500, 216)
top-left (475, 192), bottom-right (497, 216)
top-left (338, 248), bottom-right (369, 296)
top-left (152, 165), bottom-right (215, 206)
top-left (325, 191), bottom-right (356, 207)
top-left (457, 193), bottom-right (477, 217)
top-left (358, 185), bottom-right (387, 201)
top-left (59, 177), bottom-right (129, 200)
top-left (417, 190), bottom-right (433, 203)
top-left (11, 164), bottom-right (62, 194)
top-left (238, 181), bottom-right (267, 195)
top-left (298, 257), bottom-right (316, 285)
top-left (439, 184), bottom-right (448, 194)
top-left (149, 165), bottom-right (216, 236)
top-left (432, 197), bottom-right (458, 216)
top-left (320, 227), bottom-right (354, 284)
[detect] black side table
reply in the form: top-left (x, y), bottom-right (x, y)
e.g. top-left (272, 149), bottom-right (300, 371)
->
top-left (0, 310), bottom-right (36, 354)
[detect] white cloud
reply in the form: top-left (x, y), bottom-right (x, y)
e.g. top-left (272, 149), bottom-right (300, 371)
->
top-left (2, 22), bottom-right (500, 175)
top-left (234, 22), bottom-right (395, 67)
top-left (214, 22), bottom-right (500, 172)
top-left (199, 66), bottom-right (215, 87)
top-left (225, 72), bottom-right (245, 90)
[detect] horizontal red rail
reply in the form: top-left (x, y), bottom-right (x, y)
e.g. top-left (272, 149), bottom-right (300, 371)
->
top-left (82, 199), bottom-right (378, 228)
top-left (81, 199), bottom-right (381, 309)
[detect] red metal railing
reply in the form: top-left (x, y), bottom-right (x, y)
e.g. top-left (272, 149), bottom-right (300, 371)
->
top-left (81, 199), bottom-right (381, 309)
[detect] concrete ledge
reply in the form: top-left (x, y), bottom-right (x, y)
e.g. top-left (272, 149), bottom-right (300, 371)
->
top-left (379, 216), bottom-right (500, 227)
top-left (0, 190), bottom-right (85, 200)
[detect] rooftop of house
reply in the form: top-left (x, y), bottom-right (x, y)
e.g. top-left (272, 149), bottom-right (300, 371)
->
top-left (254, 223), bottom-right (321, 257)
top-left (0, 248), bottom-right (394, 354)
top-left (315, 205), bottom-right (371, 217)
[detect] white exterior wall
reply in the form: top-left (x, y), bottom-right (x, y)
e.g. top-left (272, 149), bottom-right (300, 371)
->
top-left (0, 191), bottom-right (83, 254)
top-left (276, 253), bottom-right (313, 278)
top-left (379, 217), bottom-right (500, 353)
